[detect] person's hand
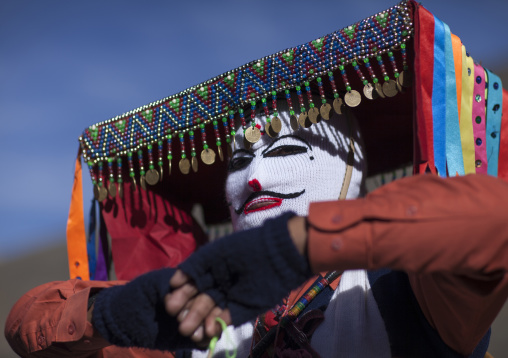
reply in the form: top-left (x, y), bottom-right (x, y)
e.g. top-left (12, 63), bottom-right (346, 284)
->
top-left (176, 212), bottom-right (312, 327)
top-left (165, 270), bottom-right (232, 346)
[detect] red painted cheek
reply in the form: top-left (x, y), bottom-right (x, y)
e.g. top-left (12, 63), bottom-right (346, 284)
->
top-left (248, 179), bottom-right (262, 192)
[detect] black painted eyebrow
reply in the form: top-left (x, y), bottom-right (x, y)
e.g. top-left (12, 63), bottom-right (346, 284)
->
top-left (231, 148), bottom-right (255, 157)
top-left (261, 135), bottom-right (312, 156)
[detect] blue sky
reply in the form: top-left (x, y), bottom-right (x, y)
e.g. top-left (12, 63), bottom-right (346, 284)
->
top-left (1, 0), bottom-right (507, 261)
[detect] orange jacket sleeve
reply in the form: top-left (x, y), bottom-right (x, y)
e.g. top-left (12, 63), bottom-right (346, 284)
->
top-left (4, 279), bottom-right (175, 358)
top-left (307, 174), bottom-right (508, 355)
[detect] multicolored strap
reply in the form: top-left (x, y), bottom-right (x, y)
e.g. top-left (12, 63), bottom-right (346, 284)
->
top-left (459, 46), bottom-right (476, 174)
top-left (471, 64), bottom-right (488, 174)
top-left (485, 70), bottom-right (503, 176)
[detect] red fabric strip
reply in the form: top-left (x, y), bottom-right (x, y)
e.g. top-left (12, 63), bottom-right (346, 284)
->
top-left (497, 89), bottom-right (508, 181)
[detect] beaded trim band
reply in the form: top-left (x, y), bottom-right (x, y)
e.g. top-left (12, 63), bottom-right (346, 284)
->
top-left (79, 1), bottom-right (413, 194)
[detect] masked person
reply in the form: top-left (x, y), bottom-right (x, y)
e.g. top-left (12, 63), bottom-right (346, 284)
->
top-left (5, 1), bottom-right (508, 357)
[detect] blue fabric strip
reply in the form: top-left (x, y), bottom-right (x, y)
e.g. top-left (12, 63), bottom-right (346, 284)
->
top-left (432, 17), bottom-right (447, 177)
top-left (443, 23), bottom-right (464, 176)
top-left (486, 69), bottom-right (503, 176)
top-left (87, 199), bottom-right (97, 280)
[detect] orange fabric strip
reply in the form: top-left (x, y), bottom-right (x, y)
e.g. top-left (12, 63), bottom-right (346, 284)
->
top-left (451, 34), bottom-right (462, 119)
top-left (66, 150), bottom-right (90, 280)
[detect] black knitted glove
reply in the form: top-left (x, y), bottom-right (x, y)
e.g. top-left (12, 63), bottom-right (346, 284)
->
top-left (178, 212), bottom-right (312, 326)
top-left (92, 267), bottom-right (196, 351)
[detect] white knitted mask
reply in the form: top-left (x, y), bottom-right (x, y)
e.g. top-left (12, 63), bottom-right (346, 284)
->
top-left (226, 102), bottom-right (366, 231)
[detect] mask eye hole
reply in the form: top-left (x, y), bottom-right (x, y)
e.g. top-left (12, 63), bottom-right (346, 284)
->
top-left (263, 145), bottom-right (307, 158)
top-left (228, 155), bottom-right (254, 172)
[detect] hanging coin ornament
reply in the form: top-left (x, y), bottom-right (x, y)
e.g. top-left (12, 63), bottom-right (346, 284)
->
top-left (344, 90), bottom-right (362, 107)
top-left (264, 123), bottom-right (274, 138)
top-left (398, 70), bottom-right (412, 88)
top-left (93, 184), bottom-right (100, 201)
top-left (179, 158), bottom-right (191, 174)
top-left (131, 177), bottom-right (137, 192)
top-left (118, 183), bottom-right (123, 199)
top-left (140, 175), bottom-right (147, 190)
top-left (245, 126), bottom-right (261, 143)
top-left (98, 185), bottom-right (108, 202)
top-left (383, 80), bottom-right (398, 97)
top-left (363, 83), bottom-right (378, 100)
top-left (108, 181), bottom-right (117, 198)
top-left (191, 156), bottom-right (198, 173)
top-left (145, 169), bottom-right (160, 185)
top-left (308, 107), bottom-right (321, 124)
top-left (201, 148), bottom-right (216, 165)
top-left (271, 116), bottom-right (282, 133)
top-left (227, 141), bottom-right (233, 157)
top-left (320, 102), bottom-right (332, 120)
top-left (375, 82), bottom-right (386, 98)
top-left (298, 112), bottom-right (312, 128)
top-left (217, 146), bottom-right (224, 161)
top-left (333, 97), bottom-right (345, 115)
top-left (290, 115), bottom-right (299, 130)
top-left (168, 160), bottom-right (172, 176)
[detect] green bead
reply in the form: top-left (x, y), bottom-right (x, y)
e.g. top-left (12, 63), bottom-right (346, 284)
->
top-left (181, 154), bottom-right (186, 159)
top-left (149, 164), bottom-right (154, 170)
top-left (309, 69), bottom-right (314, 74)
top-left (261, 98), bottom-right (266, 103)
top-left (376, 55), bottom-right (382, 61)
top-left (296, 86), bottom-right (301, 91)
top-left (384, 75), bottom-right (390, 82)
top-left (129, 172), bottom-right (135, 178)
top-left (167, 154), bottom-right (173, 160)
top-left (158, 140), bottom-right (163, 145)
top-left (250, 100), bottom-right (256, 106)
top-left (290, 110), bottom-right (295, 115)
top-left (300, 106), bottom-right (306, 112)
top-left (340, 57), bottom-right (345, 63)
top-left (226, 137), bottom-right (231, 143)
top-left (339, 65), bottom-right (344, 70)
top-left (346, 86), bottom-right (352, 92)
top-left (231, 130), bottom-right (236, 136)
top-left (178, 133), bottom-right (184, 138)
top-left (140, 170), bottom-right (145, 175)
top-left (229, 110), bottom-right (234, 115)
top-left (147, 145), bottom-right (152, 150)
top-left (394, 72), bottom-right (400, 78)
top-left (189, 130), bottom-right (194, 136)
top-left (204, 144), bottom-right (209, 149)
top-left (271, 90), bottom-right (277, 96)
top-left (363, 79), bottom-right (368, 85)
top-left (239, 108), bottom-right (244, 113)
top-left (373, 78), bottom-right (379, 84)
top-left (401, 43), bottom-right (406, 49)
top-left (317, 77), bottom-right (322, 82)
top-left (402, 30), bottom-right (408, 36)
top-left (158, 161), bottom-right (163, 166)
top-left (191, 152), bottom-right (196, 157)
top-left (137, 150), bottom-right (142, 156)
top-left (352, 61), bottom-right (357, 66)
top-left (309, 103), bottom-right (315, 108)
top-left (92, 179), bottom-right (97, 185)
top-left (388, 51), bottom-right (393, 57)
top-left (363, 58), bottom-right (370, 63)
top-left (250, 93), bottom-right (255, 98)
top-left (304, 81), bottom-right (310, 86)
top-left (285, 89), bottom-right (290, 94)
top-left (334, 93), bottom-right (339, 98)
top-left (199, 123), bottom-right (205, 129)
top-left (327, 71), bottom-right (333, 76)
top-left (107, 157), bottom-right (113, 163)
top-left (118, 178), bottom-right (123, 183)
top-left (321, 98), bottom-right (327, 104)
top-left (216, 141), bottom-right (221, 146)
top-left (222, 117), bottom-right (227, 122)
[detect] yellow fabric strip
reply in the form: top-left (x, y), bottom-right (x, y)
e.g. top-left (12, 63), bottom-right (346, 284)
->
top-left (66, 150), bottom-right (90, 280)
top-left (459, 45), bottom-right (476, 174)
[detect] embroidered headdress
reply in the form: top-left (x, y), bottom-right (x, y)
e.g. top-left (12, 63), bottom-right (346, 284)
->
top-left (67, 0), bottom-right (508, 280)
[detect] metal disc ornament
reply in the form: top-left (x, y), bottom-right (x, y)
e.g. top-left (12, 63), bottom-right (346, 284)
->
top-left (201, 148), bottom-right (216, 165)
top-left (168, 161), bottom-right (172, 176)
top-left (108, 181), bottom-right (117, 198)
top-left (265, 123), bottom-right (274, 138)
top-left (398, 70), bottom-right (413, 88)
top-left (375, 82), bottom-right (386, 98)
top-left (159, 165), bottom-right (163, 182)
top-left (145, 169), bottom-right (160, 185)
top-left (333, 97), bottom-right (345, 115)
top-left (118, 183), bottom-right (124, 199)
top-left (217, 146), bottom-right (224, 161)
top-left (94, 184), bottom-right (108, 202)
top-left (191, 156), bottom-right (198, 173)
top-left (227, 143), bottom-right (233, 157)
top-left (140, 175), bottom-right (147, 190)
top-left (320, 103), bottom-right (332, 120)
top-left (382, 80), bottom-right (398, 97)
top-left (308, 107), bottom-right (321, 124)
top-left (344, 90), bottom-right (362, 107)
top-left (271, 116), bottom-right (282, 133)
top-left (290, 115), bottom-right (299, 131)
top-left (363, 83), bottom-right (378, 100)
top-left (179, 158), bottom-right (191, 174)
top-left (245, 126), bottom-right (261, 144)
top-left (298, 112), bottom-right (312, 128)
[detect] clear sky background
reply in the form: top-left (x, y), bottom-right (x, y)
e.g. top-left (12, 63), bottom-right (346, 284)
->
top-left (1, 0), bottom-right (508, 261)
